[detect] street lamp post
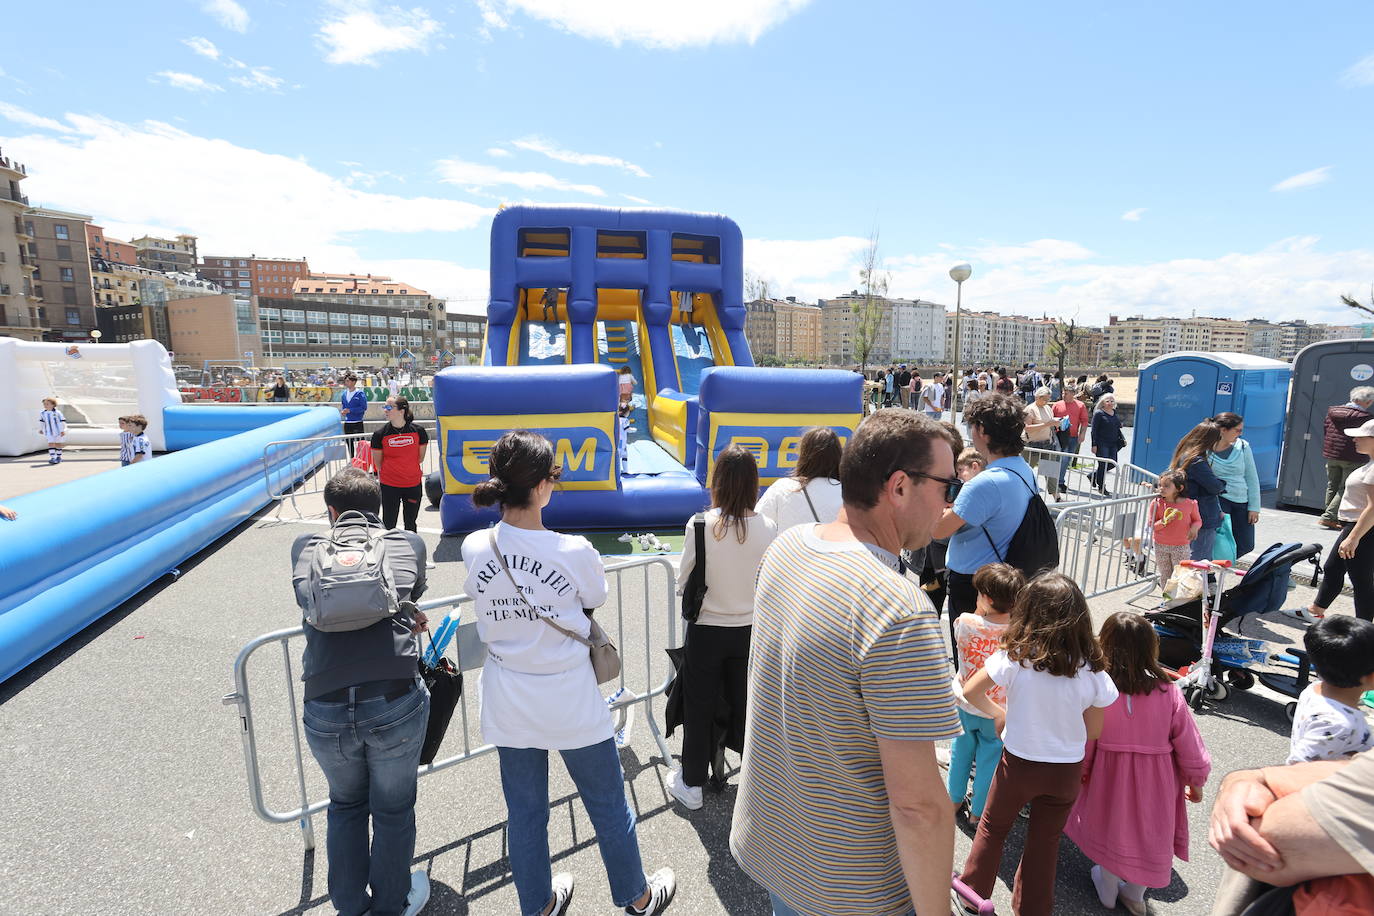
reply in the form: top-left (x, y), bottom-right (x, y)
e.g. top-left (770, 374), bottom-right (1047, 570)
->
top-left (948, 262), bottom-right (972, 419)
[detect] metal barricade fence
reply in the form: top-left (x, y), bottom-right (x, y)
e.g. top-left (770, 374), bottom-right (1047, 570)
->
top-left (222, 555), bottom-right (680, 850)
top-left (1055, 491), bottom-right (1160, 599)
top-left (1022, 445), bottom-right (1159, 503)
top-left (263, 432), bottom-right (443, 517)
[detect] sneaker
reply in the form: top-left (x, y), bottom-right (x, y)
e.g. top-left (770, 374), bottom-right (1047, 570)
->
top-left (625, 867), bottom-right (676, 915)
top-left (665, 768), bottom-right (703, 810)
top-left (1090, 865), bottom-right (1119, 909)
top-left (617, 532), bottom-right (636, 543)
top-left (1285, 608), bottom-right (1324, 624)
top-left (545, 873), bottom-right (574, 916)
top-left (402, 869), bottom-right (430, 916)
top-left (1318, 519), bottom-right (1343, 530)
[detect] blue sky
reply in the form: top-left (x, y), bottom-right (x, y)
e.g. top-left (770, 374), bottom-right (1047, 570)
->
top-left (2, 0), bottom-right (1372, 324)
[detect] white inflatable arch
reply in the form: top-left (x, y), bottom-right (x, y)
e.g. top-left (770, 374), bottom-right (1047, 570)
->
top-left (0, 338), bottom-right (182, 456)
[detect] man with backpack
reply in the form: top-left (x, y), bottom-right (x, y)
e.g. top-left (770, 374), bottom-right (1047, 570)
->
top-left (934, 394), bottom-right (1059, 639)
top-left (292, 467), bottom-right (432, 916)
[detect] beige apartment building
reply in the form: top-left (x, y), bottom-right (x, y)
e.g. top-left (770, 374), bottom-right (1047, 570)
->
top-left (167, 294), bottom-right (262, 363)
top-left (773, 298), bottom-right (822, 362)
top-left (946, 310), bottom-right (1054, 367)
top-left (743, 299), bottom-right (777, 357)
top-left (821, 293), bottom-right (894, 364)
top-left (131, 233), bottom-right (198, 274)
top-left (28, 206), bottom-right (96, 340)
top-left (0, 147), bottom-right (42, 340)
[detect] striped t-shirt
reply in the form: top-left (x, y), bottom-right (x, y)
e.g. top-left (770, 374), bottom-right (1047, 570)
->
top-left (38, 409), bottom-right (65, 440)
top-left (730, 524), bottom-right (961, 916)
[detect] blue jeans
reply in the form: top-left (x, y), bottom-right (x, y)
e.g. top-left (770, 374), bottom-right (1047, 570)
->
top-left (1219, 497), bottom-right (1255, 558)
top-left (497, 739), bottom-right (648, 915)
top-left (769, 890), bottom-right (912, 916)
top-left (1056, 433), bottom-right (1079, 486)
top-left (1191, 526), bottom-right (1218, 561)
top-left (303, 680), bottom-right (430, 916)
top-left (947, 708), bottom-right (1004, 817)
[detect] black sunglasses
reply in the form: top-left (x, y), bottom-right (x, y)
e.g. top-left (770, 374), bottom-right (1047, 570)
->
top-left (903, 469), bottom-right (962, 503)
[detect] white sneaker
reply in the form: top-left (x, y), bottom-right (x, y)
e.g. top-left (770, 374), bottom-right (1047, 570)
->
top-left (547, 872), bottom-right (574, 915)
top-left (1285, 608), bottom-right (1323, 625)
top-left (402, 869), bottom-right (430, 916)
top-left (666, 768), bottom-right (703, 810)
top-left (625, 867), bottom-right (676, 915)
top-left (617, 532), bottom-right (636, 543)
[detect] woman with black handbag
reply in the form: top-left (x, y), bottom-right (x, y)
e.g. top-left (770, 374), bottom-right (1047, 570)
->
top-left (668, 445), bottom-right (778, 811)
top-left (462, 430), bottom-right (677, 916)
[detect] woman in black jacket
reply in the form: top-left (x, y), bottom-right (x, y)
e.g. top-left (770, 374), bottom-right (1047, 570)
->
top-left (1089, 394), bottom-right (1127, 494)
top-left (1169, 421), bottom-right (1227, 561)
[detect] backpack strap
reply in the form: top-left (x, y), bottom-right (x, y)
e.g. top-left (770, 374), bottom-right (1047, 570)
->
top-left (978, 465), bottom-right (1037, 562)
top-left (488, 528), bottom-right (593, 648)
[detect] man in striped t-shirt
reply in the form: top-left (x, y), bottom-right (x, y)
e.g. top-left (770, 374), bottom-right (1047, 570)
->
top-left (731, 409), bottom-right (963, 916)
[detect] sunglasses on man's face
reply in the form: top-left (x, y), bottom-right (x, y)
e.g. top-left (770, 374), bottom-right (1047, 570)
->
top-left (903, 469), bottom-right (962, 504)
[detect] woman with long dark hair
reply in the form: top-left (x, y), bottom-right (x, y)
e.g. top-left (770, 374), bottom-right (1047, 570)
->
top-left (755, 426), bottom-right (843, 532)
top-left (1170, 421), bottom-right (1227, 561)
top-left (1209, 412), bottom-right (1261, 558)
top-left (669, 445), bottom-right (777, 811)
top-left (370, 396), bottom-right (428, 532)
top-left (461, 430), bottom-right (677, 916)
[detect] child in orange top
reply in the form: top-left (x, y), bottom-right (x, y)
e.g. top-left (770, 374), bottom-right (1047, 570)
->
top-left (1152, 469), bottom-right (1201, 584)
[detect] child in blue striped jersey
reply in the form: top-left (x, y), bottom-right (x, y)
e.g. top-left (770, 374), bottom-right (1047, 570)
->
top-left (38, 397), bottom-right (66, 464)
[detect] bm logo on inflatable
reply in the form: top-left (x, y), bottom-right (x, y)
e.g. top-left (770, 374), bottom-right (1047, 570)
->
top-left (708, 414), bottom-right (857, 484)
top-left (440, 413), bottom-right (617, 493)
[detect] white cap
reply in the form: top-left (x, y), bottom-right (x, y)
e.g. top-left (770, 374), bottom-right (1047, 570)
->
top-left (1346, 418), bottom-right (1374, 438)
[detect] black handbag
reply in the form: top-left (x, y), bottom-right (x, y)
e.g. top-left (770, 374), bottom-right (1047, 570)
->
top-left (680, 514), bottom-right (708, 622)
top-left (419, 631), bottom-right (462, 765)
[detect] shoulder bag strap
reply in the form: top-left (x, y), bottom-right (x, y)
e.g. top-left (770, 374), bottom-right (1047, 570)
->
top-left (694, 513), bottom-right (706, 564)
top-left (800, 481), bottom-right (821, 522)
top-left (488, 528), bottom-right (593, 648)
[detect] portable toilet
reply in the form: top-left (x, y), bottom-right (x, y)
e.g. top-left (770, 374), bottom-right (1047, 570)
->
top-left (1131, 352), bottom-right (1291, 488)
top-left (1276, 338), bottom-right (1374, 510)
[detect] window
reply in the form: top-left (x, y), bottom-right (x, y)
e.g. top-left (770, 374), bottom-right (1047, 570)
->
top-left (308, 331), bottom-right (329, 344)
top-left (330, 312), bottom-right (349, 325)
top-left (370, 314), bottom-right (387, 328)
top-left (263, 329), bottom-right (282, 343)
top-left (284, 331), bottom-right (306, 344)
top-left (329, 287), bottom-right (339, 294)
top-left (220, 259), bottom-right (230, 267)
top-left (306, 310), bottom-right (328, 324)
top-left (238, 281), bottom-right (251, 288)
top-left (351, 333), bottom-right (369, 346)
top-left (389, 316), bottom-right (404, 328)
top-left (407, 317), bottom-right (421, 329)
top-left (56, 244), bottom-right (72, 260)
top-left (237, 270), bottom-right (250, 278)
top-left (421, 319), bottom-right (432, 331)
top-left (350, 313), bottom-right (369, 327)
top-left (66, 307), bottom-right (81, 324)
top-left (238, 260), bottom-right (247, 267)
top-left (54, 225), bottom-right (69, 240)
top-left (371, 333), bottom-right (387, 345)
top-left (282, 308), bottom-right (304, 323)
top-left (332, 332), bottom-right (350, 345)
top-left (259, 307), bottom-right (280, 319)
top-left (391, 335), bottom-right (406, 346)
top-left (60, 267), bottom-right (74, 282)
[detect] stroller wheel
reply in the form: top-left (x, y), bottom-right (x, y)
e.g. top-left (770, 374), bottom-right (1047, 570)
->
top-left (1224, 670), bottom-right (1255, 691)
top-left (1207, 681), bottom-right (1230, 701)
top-left (1186, 687), bottom-right (1204, 710)
top-left (1286, 702), bottom-right (1298, 723)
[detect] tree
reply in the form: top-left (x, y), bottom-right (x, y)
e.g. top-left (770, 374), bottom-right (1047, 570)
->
top-left (745, 269), bottom-right (771, 303)
top-left (1046, 319), bottom-right (1077, 382)
top-left (1341, 286), bottom-right (1374, 321)
top-left (852, 229), bottom-right (888, 377)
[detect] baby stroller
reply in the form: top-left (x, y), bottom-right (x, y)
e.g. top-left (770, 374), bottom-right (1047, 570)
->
top-left (1145, 542), bottom-right (1324, 717)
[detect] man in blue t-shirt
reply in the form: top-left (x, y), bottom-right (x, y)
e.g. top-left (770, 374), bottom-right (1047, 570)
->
top-left (933, 394), bottom-right (1035, 643)
top-left (338, 372), bottom-right (368, 455)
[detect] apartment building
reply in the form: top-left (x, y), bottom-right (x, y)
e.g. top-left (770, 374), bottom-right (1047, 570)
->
top-left (131, 233), bottom-right (198, 274)
top-left (773, 298), bottom-right (822, 362)
top-left (442, 313), bottom-right (487, 364)
top-left (891, 299), bottom-right (947, 363)
top-left (743, 299), bottom-right (777, 357)
top-left (0, 147), bottom-right (42, 340)
top-left (28, 207), bottom-right (96, 340)
top-left (1246, 320), bottom-right (1283, 360)
top-left (199, 254), bottom-right (310, 299)
top-left (166, 293), bottom-right (262, 363)
top-left (947, 310), bottom-right (1054, 367)
top-left (821, 293), bottom-right (894, 364)
top-left (1101, 316), bottom-right (1181, 363)
top-left (86, 224), bottom-right (136, 267)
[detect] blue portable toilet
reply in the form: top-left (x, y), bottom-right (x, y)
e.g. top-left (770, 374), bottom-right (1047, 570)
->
top-left (1131, 351), bottom-right (1291, 488)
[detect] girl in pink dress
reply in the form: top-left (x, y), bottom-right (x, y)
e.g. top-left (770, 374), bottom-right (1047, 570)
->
top-left (1064, 612), bottom-right (1212, 915)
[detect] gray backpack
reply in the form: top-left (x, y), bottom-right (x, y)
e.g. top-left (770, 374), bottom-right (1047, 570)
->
top-left (304, 510), bottom-right (400, 632)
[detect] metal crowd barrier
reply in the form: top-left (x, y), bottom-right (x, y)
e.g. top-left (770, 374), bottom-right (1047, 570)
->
top-left (1022, 445), bottom-right (1159, 503)
top-left (1055, 491), bottom-right (1160, 598)
top-left (222, 555), bottom-right (681, 850)
top-left (262, 431), bottom-right (442, 517)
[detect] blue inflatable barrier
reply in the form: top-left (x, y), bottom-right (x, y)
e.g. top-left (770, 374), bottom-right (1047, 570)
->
top-left (0, 404), bottom-right (338, 683)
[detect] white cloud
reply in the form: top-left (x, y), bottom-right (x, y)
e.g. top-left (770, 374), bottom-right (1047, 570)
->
top-left (746, 234), bottom-right (1374, 328)
top-left (154, 71), bottom-right (224, 92)
top-left (317, 1), bottom-right (444, 65)
top-left (621, 194), bottom-right (651, 204)
top-left (1340, 52), bottom-right (1374, 87)
top-left (511, 136), bottom-right (650, 178)
top-left (229, 67), bottom-right (285, 91)
top-left (1121, 208), bottom-right (1147, 222)
top-left (475, 0), bottom-right (510, 39)
top-left (0, 114), bottom-right (493, 302)
top-left (1272, 166), bottom-right (1332, 192)
top-left (0, 102), bottom-right (77, 134)
top-left (202, 0), bottom-right (249, 32)
top-left (486, 147), bottom-right (511, 157)
top-left (183, 36), bottom-right (221, 60)
top-left (436, 157), bottom-right (605, 196)
top-left (483, 0), bottom-right (811, 48)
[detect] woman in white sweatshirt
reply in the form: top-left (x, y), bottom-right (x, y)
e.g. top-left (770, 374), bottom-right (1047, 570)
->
top-left (668, 444), bottom-right (778, 810)
top-left (754, 426), bottom-right (844, 532)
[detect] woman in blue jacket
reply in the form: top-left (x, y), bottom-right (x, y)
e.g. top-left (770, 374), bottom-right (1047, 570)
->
top-left (1209, 412), bottom-right (1261, 558)
top-left (1089, 394), bottom-right (1127, 494)
top-left (1170, 421), bottom-right (1227, 561)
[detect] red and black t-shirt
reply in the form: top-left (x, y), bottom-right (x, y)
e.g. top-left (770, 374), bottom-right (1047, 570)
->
top-left (370, 422), bottom-right (429, 488)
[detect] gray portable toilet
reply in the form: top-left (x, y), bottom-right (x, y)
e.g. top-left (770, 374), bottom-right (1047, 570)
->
top-left (1276, 338), bottom-right (1374, 510)
top-left (1131, 351), bottom-right (1291, 487)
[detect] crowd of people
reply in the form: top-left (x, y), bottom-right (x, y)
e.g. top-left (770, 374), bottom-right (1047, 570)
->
top-left (286, 381), bottom-right (1374, 916)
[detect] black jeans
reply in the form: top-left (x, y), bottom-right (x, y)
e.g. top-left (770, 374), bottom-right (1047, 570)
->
top-left (1315, 524), bottom-right (1373, 619)
top-left (1219, 497), bottom-right (1255, 558)
top-left (681, 622), bottom-right (750, 788)
top-left (381, 483), bottom-right (422, 532)
top-left (343, 420), bottom-right (365, 456)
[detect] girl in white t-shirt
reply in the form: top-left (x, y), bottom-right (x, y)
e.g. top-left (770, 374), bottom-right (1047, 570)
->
top-left (754, 426), bottom-right (843, 533)
top-left (957, 573), bottom-right (1119, 916)
top-left (668, 445), bottom-right (777, 810)
top-left (461, 430), bottom-right (676, 916)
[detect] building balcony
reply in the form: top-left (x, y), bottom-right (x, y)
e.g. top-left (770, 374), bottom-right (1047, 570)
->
top-left (0, 187), bottom-right (28, 206)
